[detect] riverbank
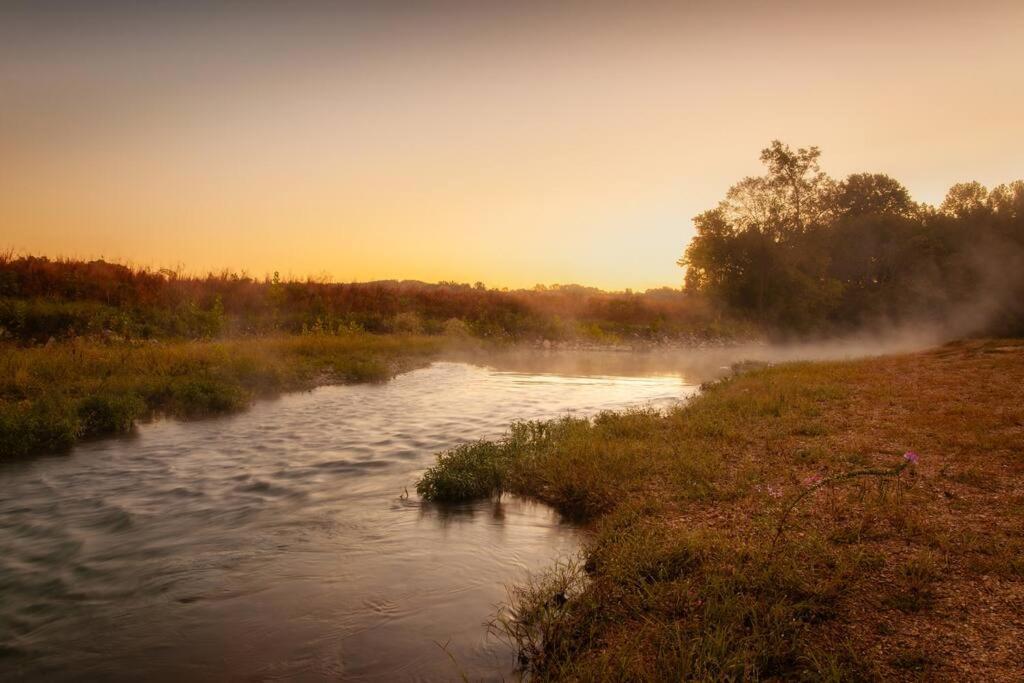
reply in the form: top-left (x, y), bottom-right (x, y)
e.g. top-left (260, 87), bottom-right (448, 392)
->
top-left (0, 334), bottom-right (441, 458)
top-left (419, 339), bottom-right (1024, 680)
top-left (2, 329), bottom-right (772, 460)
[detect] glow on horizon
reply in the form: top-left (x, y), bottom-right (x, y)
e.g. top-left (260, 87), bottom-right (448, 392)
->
top-left (2, 2), bottom-right (1023, 290)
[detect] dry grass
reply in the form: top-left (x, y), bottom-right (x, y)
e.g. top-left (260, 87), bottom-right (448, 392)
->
top-left (420, 339), bottom-right (1024, 680)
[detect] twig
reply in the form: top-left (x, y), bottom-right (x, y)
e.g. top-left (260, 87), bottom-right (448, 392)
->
top-left (433, 638), bottom-right (470, 683)
top-left (769, 459), bottom-right (911, 555)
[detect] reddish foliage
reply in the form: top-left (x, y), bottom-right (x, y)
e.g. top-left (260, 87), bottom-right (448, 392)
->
top-left (0, 255), bottom-right (723, 341)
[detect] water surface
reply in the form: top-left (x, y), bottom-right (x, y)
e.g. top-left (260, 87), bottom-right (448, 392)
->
top-left (0, 358), bottom-right (701, 681)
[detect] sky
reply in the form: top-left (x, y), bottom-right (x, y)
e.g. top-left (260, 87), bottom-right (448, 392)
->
top-left (2, 1), bottom-right (1023, 290)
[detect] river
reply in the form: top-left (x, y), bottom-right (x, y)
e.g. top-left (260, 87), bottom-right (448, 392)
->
top-left (0, 354), bottom-right (711, 681)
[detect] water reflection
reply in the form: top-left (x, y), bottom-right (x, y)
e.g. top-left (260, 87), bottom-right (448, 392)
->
top-left (0, 359), bottom-right (700, 681)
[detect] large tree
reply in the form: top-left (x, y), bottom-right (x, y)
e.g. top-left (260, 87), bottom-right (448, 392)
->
top-left (680, 141), bottom-right (836, 327)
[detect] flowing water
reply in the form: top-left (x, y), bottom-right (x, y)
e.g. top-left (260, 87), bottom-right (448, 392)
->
top-left (0, 355), bottom-right (710, 681)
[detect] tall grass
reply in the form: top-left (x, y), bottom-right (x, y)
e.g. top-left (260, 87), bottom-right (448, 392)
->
top-left (0, 333), bottom-right (440, 458)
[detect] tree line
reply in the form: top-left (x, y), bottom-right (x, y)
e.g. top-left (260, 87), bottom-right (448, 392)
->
top-left (680, 142), bottom-right (1024, 335)
top-left (0, 255), bottom-right (741, 343)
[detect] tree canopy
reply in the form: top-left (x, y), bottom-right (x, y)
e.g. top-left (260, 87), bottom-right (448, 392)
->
top-left (680, 142), bottom-right (1024, 335)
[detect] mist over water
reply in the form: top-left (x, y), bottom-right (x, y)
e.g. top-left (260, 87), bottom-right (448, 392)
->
top-left (457, 327), bottom-right (946, 379)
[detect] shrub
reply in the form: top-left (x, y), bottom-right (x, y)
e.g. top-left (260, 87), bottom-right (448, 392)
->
top-left (441, 317), bottom-right (471, 338)
top-left (0, 397), bottom-right (79, 458)
top-left (167, 378), bottom-right (249, 416)
top-left (391, 311), bottom-right (424, 334)
top-left (76, 393), bottom-right (146, 437)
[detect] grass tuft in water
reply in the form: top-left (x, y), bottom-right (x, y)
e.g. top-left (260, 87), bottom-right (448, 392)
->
top-left (416, 440), bottom-right (514, 501)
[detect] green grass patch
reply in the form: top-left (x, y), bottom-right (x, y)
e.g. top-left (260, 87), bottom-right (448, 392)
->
top-left (0, 333), bottom-right (440, 458)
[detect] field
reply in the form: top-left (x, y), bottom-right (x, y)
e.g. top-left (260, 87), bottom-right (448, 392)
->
top-left (419, 339), bottom-right (1024, 680)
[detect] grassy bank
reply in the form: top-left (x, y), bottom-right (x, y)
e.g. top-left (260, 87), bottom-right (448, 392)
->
top-left (418, 340), bottom-right (1024, 680)
top-left (0, 333), bottom-right (441, 458)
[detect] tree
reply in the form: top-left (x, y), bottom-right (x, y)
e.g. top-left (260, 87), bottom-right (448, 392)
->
top-left (758, 140), bottom-right (835, 234)
top-left (940, 181), bottom-right (989, 219)
top-left (681, 141), bottom-right (837, 325)
top-left (833, 173), bottom-right (915, 218)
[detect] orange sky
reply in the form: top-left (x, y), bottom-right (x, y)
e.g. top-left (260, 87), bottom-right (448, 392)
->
top-left (2, 2), bottom-right (1023, 290)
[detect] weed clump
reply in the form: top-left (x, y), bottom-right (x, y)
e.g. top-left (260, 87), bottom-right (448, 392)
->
top-left (416, 420), bottom-right (567, 502)
top-left (77, 394), bottom-right (146, 436)
top-left (0, 398), bottom-right (78, 457)
top-left (417, 412), bottom-right (665, 518)
top-left (416, 440), bottom-right (513, 500)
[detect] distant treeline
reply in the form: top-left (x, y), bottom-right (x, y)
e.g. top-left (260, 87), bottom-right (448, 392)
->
top-left (10, 142), bottom-right (1015, 344)
top-left (681, 141), bottom-right (1024, 336)
top-left (0, 255), bottom-right (741, 344)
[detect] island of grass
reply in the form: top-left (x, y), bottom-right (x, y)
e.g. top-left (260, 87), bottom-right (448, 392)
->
top-left (0, 333), bottom-right (442, 458)
top-left (418, 339), bottom-right (1024, 680)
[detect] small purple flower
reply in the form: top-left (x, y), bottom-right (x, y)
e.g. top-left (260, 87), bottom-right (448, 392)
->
top-left (802, 474), bottom-right (823, 486)
top-left (904, 451), bottom-right (919, 464)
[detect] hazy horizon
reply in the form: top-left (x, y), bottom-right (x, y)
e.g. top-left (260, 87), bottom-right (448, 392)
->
top-left (3, 1), bottom-right (1023, 289)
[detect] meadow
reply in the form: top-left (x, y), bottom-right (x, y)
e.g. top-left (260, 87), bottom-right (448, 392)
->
top-left (418, 339), bottom-right (1024, 680)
